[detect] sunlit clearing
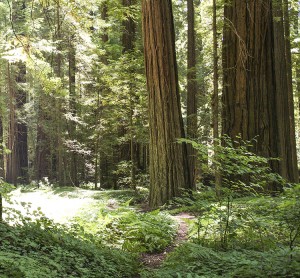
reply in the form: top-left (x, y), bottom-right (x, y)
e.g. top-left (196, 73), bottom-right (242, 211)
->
top-left (3, 188), bottom-right (97, 224)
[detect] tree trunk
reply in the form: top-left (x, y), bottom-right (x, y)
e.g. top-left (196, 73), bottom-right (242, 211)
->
top-left (55, 0), bottom-right (65, 186)
top-left (122, 0), bottom-right (137, 190)
top-left (212, 0), bottom-right (221, 196)
top-left (222, 0), bottom-right (298, 187)
top-left (272, 0), bottom-right (298, 183)
top-left (35, 109), bottom-right (51, 182)
top-left (142, 0), bottom-right (192, 208)
top-left (6, 1), bottom-right (28, 185)
top-left (68, 37), bottom-right (79, 186)
top-left (282, 0), bottom-right (298, 181)
top-left (95, 1), bottom-right (109, 189)
top-left (6, 62), bottom-right (28, 185)
top-left (0, 115), bottom-right (4, 179)
top-left (186, 0), bottom-right (197, 189)
top-left (15, 62), bottom-right (28, 183)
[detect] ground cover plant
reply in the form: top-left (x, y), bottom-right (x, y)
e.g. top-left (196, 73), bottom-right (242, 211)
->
top-left (1, 179), bottom-right (300, 277)
top-left (0, 217), bottom-right (139, 278)
top-left (1, 141), bottom-right (300, 277)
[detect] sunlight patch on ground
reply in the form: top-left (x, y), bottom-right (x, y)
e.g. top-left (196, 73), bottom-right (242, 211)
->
top-left (3, 188), bottom-right (98, 224)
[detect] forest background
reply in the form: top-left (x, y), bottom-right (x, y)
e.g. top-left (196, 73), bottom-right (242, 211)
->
top-left (0, 0), bottom-right (300, 277)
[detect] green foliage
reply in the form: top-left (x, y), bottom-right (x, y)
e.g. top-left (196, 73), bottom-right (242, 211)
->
top-left (170, 187), bottom-right (300, 253)
top-left (141, 243), bottom-right (300, 278)
top-left (0, 220), bottom-right (139, 278)
top-left (181, 136), bottom-right (283, 194)
top-left (0, 180), bottom-right (15, 195)
top-left (73, 205), bottom-right (177, 253)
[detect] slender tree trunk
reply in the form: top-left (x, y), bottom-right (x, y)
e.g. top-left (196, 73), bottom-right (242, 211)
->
top-left (55, 0), bottom-right (65, 186)
top-left (296, 10), bottom-right (300, 126)
top-left (0, 114), bottom-right (4, 179)
top-left (212, 0), bottom-right (221, 196)
top-left (0, 193), bottom-right (2, 222)
top-left (272, 0), bottom-right (298, 183)
top-left (142, 0), bottom-right (192, 208)
top-left (16, 62), bottom-right (28, 183)
top-left (122, 0), bottom-right (137, 190)
top-left (186, 0), bottom-right (197, 189)
top-left (6, 64), bottom-right (17, 184)
top-left (68, 37), bottom-right (78, 186)
top-left (35, 109), bottom-right (51, 182)
top-left (283, 0), bottom-right (298, 180)
top-left (95, 1), bottom-right (109, 189)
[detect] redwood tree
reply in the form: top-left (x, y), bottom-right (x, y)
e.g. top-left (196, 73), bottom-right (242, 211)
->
top-left (222, 0), bottom-right (298, 185)
top-left (6, 0), bottom-right (28, 184)
top-left (186, 0), bottom-right (197, 188)
top-left (142, 0), bottom-right (191, 207)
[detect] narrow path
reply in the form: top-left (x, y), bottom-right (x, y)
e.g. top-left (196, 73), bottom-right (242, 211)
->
top-left (140, 212), bottom-right (196, 269)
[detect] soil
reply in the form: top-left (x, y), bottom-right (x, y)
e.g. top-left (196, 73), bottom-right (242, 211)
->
top-left (140, 212), bottom-right (196, 269)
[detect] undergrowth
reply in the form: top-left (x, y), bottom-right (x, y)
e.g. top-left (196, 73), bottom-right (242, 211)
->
top-left (0, 220), bottom-right (139, 278)
top-left (141, 243), bottom-right (300, 278)
top-left (73, 205), bottom-right (177, 253)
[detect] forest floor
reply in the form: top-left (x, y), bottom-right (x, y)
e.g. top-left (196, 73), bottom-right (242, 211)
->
top-left (4, 186), bottom-right (196, 269)
top-left (140, 212), bottom-right (196, 269)
top-left (2, 186), bottom-right (300, 277)
top-left (4, 187), bottom-right (98, 223)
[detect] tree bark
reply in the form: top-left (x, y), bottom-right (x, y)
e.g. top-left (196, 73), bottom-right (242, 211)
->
top-left (212, 0), bottom-right (221, 196)
top-left (55, 0), bottom-right (65, 186)
top-left (142, 0), bottom-right (192, 208)
top-left (68, 37), bottom-right (79, 186)
top-left (186, 0), bottom-right (197, 189)
top-left (282, 0), bottom-right (298, 182)
top-left (0, 113), bottom-right (4, 180)
top-left (122, 0), bottom-right (137, 190)
top-left (222, 0), bottom-right (298, 187)
top-left (6, 1), bottom-right (28, 184)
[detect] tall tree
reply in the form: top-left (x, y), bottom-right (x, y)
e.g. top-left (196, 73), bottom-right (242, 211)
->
top-left (68, 35), bottom-right (78, 186)
top-left (6, 0), bottom-right (28, 184)
top-left (212, 0), bottom-right (221, 195)
top-left (0, 112), bottom-right (3, 179)
top-left (142, 0), bottom-right (192, 208)
top-left (122, 0), bottom-right (137, 190)
top-left (282, 0), bottom-right (298, 178)
top-left (186, 0), bottom-right (197, 188)
top-left (222, 0), bottom-right (298, 186)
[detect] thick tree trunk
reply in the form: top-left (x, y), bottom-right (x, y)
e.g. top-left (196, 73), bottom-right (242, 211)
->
top-left (222, 0), bottom-right (298, 186)
top-left (6, 1), bottom-right (28, 184)
top-left (186, 0), bottom-right (197, 189)
top-left (142, 0), bottom-right (192, 208)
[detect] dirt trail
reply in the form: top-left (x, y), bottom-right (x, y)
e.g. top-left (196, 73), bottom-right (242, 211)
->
top-left (140, 212), bottom-right (196, 269)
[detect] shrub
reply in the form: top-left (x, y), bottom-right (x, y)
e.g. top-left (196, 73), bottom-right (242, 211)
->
top-left (141, 243), bottom-right (300, 278)
top-left (73, 207), bottom-right (177, 253)
top-left (0, 221), bottom-right (139, 278)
